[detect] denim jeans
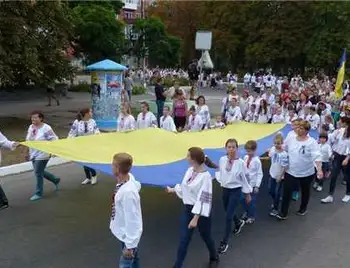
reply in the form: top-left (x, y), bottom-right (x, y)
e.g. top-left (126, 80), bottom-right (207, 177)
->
top-left (156, 100), bottom-right (165, 126)
top-left (329, 153), bottom-right (350, 195)
top-left (0, 184), bottom-right (8, 205)
top-left (241, 191), bottom-right (257, 219)
top-left (173, 205), bottom-right (217, 268)
top-left (32, 159), bottom-right (59, 196)
top-left (83, 166), bottom-right (96, 180)
top-left (269, 177), bottom-right (283, 210)
top-left (119, 243), bottom-right (139, 268)
top-left (222, 187), bottom-right (242, 244)
top-left (280, 173), bottom-right (314, 217)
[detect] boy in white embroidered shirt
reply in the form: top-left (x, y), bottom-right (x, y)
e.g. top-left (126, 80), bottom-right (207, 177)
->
top-left (187, 105), bottom-right (203, 132)
top-left (110, 153), bottom-right (143, 268)
top-left (313, 132), bottom-right (332, 192)
top-left (160, 106), bottom-right (177, 132)
top-left (268, 134), bottom-right (288, 217)
top-left (242, 140), bottom-right (263, 224)
top-left (212, 115), bottom-right (225, 129)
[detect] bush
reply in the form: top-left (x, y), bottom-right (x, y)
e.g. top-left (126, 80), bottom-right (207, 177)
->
top-left (162, 77), bottom-right (190, 88)
top-left (70, 81), bottom-right (90, 92)
top-left (132, 86), bottom-right (146, 95)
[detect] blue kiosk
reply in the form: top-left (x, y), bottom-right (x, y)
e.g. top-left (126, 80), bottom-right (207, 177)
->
top-left (86, 59), bottom-right (128, 130)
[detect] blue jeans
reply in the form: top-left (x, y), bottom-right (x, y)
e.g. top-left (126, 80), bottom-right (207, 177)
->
top-left (222, 187), bottom-right (242, 243)
top-left (32, 159), bottom-right (59, 196)
top-left (174, 205), bottom-right (217, 268)
top-left (242, 192), bottom-right (257, 219)
top-left (156, 100), bottom-right (165, 126)
top-left (119, 243), bottom-right (139, 268)
top-left (269, 177), bottom-right (283, 210)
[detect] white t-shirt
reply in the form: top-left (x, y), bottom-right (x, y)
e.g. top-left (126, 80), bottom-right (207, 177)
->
top-left (160, 115), bottom-right (176, 132)
top-left (269, 146), bottom-right (289, 179)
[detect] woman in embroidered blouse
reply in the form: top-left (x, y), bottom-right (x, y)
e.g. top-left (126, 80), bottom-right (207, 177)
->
top-left (196, 96), bottom-right (211, 130)
top-left (68, 108), bottom-right (100, 185)
top-left (216, 139), bottom-right (252, 254)
top-left (117, 103), bottom-right (136, 132)
top-left (166, 147), bottom-right (219, 268)
top-left (25, 111), bottom-right (61, 201)
top-left (256, 99), bottom-right (270, 123)
top-left (136, 102), bottom-right (157, 129)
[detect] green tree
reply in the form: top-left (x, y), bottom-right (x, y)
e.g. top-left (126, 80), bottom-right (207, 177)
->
top-left (132, 17), bottom-right (181, 67)
top-left (0, 1), bottom-right (74, 87)
top-left (71, 1), bottom-right (126, 64)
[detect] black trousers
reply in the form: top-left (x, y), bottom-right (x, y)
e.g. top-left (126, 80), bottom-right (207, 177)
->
top-left (0, 184), bottom-right (8, 205)
top-left (329, 153), bottom-right (350, 195)
top-left (280, 173), bottom-right (314, 217)
top-left (83, 166), bottom-right (96, 180)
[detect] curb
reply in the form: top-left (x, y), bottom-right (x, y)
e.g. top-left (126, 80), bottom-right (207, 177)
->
top-left (0, 158), bottom-right (71, 177)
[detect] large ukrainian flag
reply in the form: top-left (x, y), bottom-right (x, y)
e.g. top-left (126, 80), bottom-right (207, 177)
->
top-left (335, 49), bottom-right (346, 99)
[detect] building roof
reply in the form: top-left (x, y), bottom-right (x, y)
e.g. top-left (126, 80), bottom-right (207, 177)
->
top-left (86, 59), bottom-right (128, 71)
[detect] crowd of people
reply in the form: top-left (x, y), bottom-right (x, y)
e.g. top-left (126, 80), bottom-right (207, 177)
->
top-left (1, 69), bottom-right (350, 267)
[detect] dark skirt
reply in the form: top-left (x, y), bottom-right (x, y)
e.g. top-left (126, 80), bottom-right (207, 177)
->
top-left (174, 116), bottom-right (186, 129)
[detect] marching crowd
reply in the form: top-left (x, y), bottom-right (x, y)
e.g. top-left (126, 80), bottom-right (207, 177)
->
top-left (1, 71), bottom-right (350, 268)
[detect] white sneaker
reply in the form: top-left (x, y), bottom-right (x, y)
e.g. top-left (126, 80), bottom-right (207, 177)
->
top-left (81, 178), bottom-right (91, 185)
top-left (313, 182), bottom-right (318, 189)
top-left (91, 176), bottom-right (98, 185)
top-left (321, 195), bottom-right (334, 204)
top-left (316, 186), bottom-right (323, 192)
top-left (341, 195), bottom-right (350, 203)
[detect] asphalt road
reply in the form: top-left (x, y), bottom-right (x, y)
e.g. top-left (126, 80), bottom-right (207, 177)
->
top-left (1, 163), bottom-right (350, 268)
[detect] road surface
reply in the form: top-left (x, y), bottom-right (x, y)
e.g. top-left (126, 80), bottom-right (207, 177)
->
top-left (1, 163), bottom-right (350, 268)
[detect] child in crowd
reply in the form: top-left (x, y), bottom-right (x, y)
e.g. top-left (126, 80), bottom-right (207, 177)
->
top-left (187, 105), bottom-right (204, 132)
top-left (245, 104), bottom-right (257, 122)
top-left (309, 106), bottom-right (321, 130)
top-left (242, 140), bottom-right (263, 224)
top-left (272, 107), bottom-right (285, 123)
top-left (268, 133), bottom-right (288, 216)
top-left (110, 153), bottom-right (143, 268)
top-left (313, 132), bottom-right (332, 192)
top-left (160, 106), bottom-right (177, 132)
top-left (212, 115), bottom-right (226, 129)
top-left (324, 114), bottom-right (335, 133)
top-left (225, 98), bottom-right (242, 123)
top-left (136, 102), bottom-right (157, 129)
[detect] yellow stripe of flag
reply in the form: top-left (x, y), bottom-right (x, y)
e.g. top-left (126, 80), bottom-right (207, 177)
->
top-left (335, 49), bottom-right (346, 100)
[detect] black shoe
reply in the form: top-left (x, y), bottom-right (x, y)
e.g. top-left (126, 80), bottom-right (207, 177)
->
top-left (296, 209), bottom-right (307, 216)
top-left (217, 242), bottom-right (228, 254)
top-left (209, 255), bottom-right (220, 267)
top-left (0, 203), bottom-right (9, 211)
top-left (233, 220), bottom-right (245, 235)
top-left (276, 213), bottom-right (288, 221)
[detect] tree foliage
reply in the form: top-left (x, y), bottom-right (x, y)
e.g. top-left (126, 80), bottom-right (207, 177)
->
top-left (149, 1), bottom-right (350, 73)
top-left (131, 17), bottom-right (181, 67)
top-left (71, 1), bottom-right (126, 64)
top-left (0, 1), bottom-right (74, 87)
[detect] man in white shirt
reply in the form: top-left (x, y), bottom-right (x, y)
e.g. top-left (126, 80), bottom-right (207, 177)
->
top-left (0, 131), bottom-right (19, 210)
top-left (110, 153), bottom-right (143, 267)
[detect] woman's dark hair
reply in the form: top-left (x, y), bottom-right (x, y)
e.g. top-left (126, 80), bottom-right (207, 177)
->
top-left (319, 131), bottom-right (328, 141)
top-left (30, 110), bottom-right (44, 121)
top-left (77, 108), bottom-right (91, 121)
top-left (196, 95), bottom-right (206, 105)
top-left (188, 147), bottom-right (218, 169)
top-left (189, 105), bottom-right (196, 112)
top-left (342, 116), bottom-right (350, 139)
top-left (258, 99), bottom-right (268, 115)
top-left (225, 138), bottom-right (238, 148)
top-left (141, 101), bottom-right (149, 111)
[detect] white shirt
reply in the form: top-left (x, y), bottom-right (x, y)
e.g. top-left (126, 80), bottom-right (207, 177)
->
top-left (296, 101), bottom-right (312, 117)
top-left (243, 155), bottom-right (263, 188)
top-left (118, 114), bottom-right (136, 132)
top-left (272, 114), bottom-right (285, 124)
top-left (269, 147), bottom-right (289, 179)
top-left (188, 114), bottom-right (203, 131)
top-left (284, 136), bottom-right (321, 177)
top-left (285, 114), bottom-right (298, 124)
top-left (262, 93), bottom-right (275, 105)
top-left (0, 131), bottom-right (15, 164)
top-left (215, 156), bottom-right (252, 193)
top-left (160, 115), bottom-right (176, 132)
top-left (226, 106), bottom-right (242, 123)
top-left (26, 123), bottom-right (58, 160)
top-left (68, 119), bottom-right (100, 137)
top-left (245, 110), bottom-right (256, 122)
top-left (308, 114), bottom-right (320, 130)
top-left (110, 174), bottom-right (143, 249)
top-left (136, 112), bottom-right (157, 129)
top-left (197, 105), bottom-right (211, 127)
top-left (329, 128), bottom-right (350, 155)
top-left (212, 121), bottom-right (225, 129)
top-left (256, 108), bottom-right (271, 123)
top-left (174, 167), bottom-right (213, 217)
top-left (319, 143), bottom-right (332, 162)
